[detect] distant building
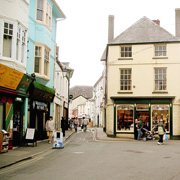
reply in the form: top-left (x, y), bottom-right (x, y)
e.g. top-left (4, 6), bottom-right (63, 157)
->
top-left (69, 86), bottom-right (93, 125)
top-left (93, 75), bottom-right (104, 127)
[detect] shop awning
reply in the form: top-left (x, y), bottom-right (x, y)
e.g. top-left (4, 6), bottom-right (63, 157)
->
top-left (29, 81), bottom-right (55, 102)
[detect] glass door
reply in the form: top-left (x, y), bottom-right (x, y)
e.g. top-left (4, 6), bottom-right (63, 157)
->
top-left (136, 104), bottom-right (150, 130)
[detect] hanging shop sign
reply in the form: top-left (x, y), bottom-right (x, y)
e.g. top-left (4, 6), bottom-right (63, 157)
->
top-left (16, 74), bottom-right (33, 94)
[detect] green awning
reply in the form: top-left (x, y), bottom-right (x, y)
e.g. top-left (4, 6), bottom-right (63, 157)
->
top-left (29, 81), bottom-right (55, 102)
top-left (33, 81), bottom-right (55, 95)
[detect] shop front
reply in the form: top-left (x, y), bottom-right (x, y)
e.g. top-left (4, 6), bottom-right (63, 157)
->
top-left (112, 97), bottom-right (173, 139)
top-left (28, 81), bottom-right (55, 140)
top-left (0, 64), bottom-right (34, 147)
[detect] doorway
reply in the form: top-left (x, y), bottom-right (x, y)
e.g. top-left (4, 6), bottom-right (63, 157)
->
top-left (13, 102), bottom-right (22, 146)
top-left (136, 104), bottom-right (150, 130)
top-left (136, 111), bottom-right (149, 130)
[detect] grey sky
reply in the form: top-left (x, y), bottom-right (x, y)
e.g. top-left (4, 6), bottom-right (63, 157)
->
top-left (56, 0), bottom-right (180, 87)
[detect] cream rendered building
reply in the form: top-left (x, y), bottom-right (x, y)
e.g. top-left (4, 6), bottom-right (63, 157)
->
top-left (104, 10), bottom-right (180, 139)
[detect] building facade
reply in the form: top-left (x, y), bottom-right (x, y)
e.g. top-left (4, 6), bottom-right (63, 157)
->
top-left (26, 0), bottom-right (65, 140)
top-left (54, 56), bottom-right (73, 130)
top-left (0, 0), bottom-right (34, 147)
top-left (104, 11), bottom-right (180, 139)
top-left (93, 75), bottom-right (104, 127)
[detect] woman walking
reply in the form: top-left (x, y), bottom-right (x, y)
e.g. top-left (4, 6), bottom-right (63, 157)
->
top-left (155, 119), bottom-right (166, 145)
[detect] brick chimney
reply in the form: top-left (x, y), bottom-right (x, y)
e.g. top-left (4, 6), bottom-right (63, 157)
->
top-left (175, 8), bottom-right (180, 38)
top-left (153, 19), bottom-right (160, 25)
top-left (108, 15), bottom-right (114, 43)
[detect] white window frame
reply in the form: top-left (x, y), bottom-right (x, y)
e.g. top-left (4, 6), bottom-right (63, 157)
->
top-left (34, 43), bottom-right (50, 80)
top-left (154, 44), bottom-right (167, 57)
top-left (120, 68), bottom-right (132, 91)
top-left (0, 19), bottom-right (27, 67)
top-left (154, 68), bottom-right (167, 91)
top-left (120, 46), bottom-right (132, 58)
top-left (36, 0), bottom-right (52, 30)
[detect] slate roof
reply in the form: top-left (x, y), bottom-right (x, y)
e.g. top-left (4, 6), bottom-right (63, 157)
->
top-left (101, 16), bottom-right (180, 61)
top-left (109, 16), bottom-right (180, 45)
top-left (70, 86), bottom-right (93, 100)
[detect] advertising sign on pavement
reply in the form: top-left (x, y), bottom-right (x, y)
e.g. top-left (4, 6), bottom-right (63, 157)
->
top-left (53, 131), bottom-right (64, 149)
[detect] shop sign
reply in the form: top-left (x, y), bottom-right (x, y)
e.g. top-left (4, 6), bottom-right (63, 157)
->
top-left (0, 64), bottom-right (24, 90)
top-left (53, 131), bottom-right (63, 148)
top-left (34, 101), bottom-right (47, 110)
top-left (69, 94), bottom-right (73, 99)
top-left (136, 104), bottom-right (149, 111)
top-left (117, 105), bottom-right (134, 110)
top-left (16, 74), bottom-right (33, 93)
top-left (25, 128), bottom-right (35, 140)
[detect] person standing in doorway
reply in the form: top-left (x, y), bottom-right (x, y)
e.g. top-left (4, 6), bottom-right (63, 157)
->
top-left (155, 119), bottom-right (166, 145)
top-left (45, 116), bottom-right (54, 144)
top-left (61, 117), bottom-right (66, 137)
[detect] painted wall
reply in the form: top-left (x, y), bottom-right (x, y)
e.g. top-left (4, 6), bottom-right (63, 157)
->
top-left (0, 0), bottom-right (29, 28)
top-left (106, 43), bottom-right (180, 136)
top-left (27, 0), bottom-right (61, 88)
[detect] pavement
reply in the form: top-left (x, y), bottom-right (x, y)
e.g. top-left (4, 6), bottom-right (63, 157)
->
top-left (0, 127), bottom-right (173, 169)
top-left (0, 129), bottom-right (75, 169)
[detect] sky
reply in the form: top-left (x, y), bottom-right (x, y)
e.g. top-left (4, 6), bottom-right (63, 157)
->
top-left (56, 0), bottom-right (180, 88)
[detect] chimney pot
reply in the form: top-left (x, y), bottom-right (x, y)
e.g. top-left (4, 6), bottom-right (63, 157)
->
top-left (153, 19), bottom-right (160, 25)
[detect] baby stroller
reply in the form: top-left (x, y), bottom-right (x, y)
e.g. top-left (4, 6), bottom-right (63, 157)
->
top-left (142, 128), bottom-right (156, 141)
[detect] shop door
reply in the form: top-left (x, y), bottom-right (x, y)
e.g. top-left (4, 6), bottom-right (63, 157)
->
top-left (13, 102), bottom-right (22, 146)
top-left (136, 104), bottom-right (150, 130)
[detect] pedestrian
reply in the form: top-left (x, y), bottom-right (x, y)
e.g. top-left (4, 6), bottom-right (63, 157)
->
top-left (137, 119), bottom-right (143, 141)
top-left (74, 117), bottom-right (79, 132)
top-left (61, 117), bottom-right (66, 137)
top-left (45, 116), bottom-right (54, 144)
top-left (82, 117), bottom-right (89, 132)
top-left (155, 119), bottom-right (166, 145)
top-left (69, 118), bottom-right (74, 130)
top-left (134, 119), bottom-right (138, 139)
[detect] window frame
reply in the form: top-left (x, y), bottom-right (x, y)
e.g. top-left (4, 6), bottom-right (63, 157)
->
top-left (34, 43), bottom-right (50, 80)
top-left (151, 104), bottom-right (170, 133)
top-left (154, 68), bottom-right (167, 91)
top-left (154, 44), bottom-right (167, 57)
top-left (0, 19), bottom-right (27, 66)
top-left (116, 104), bottom-right (134, 132)
top-left (120, 68), bottom-right (132, 91)
top-left (120, 46), bottom-right (132, 58)
top-left (36, 0), bottom-right (52, 30)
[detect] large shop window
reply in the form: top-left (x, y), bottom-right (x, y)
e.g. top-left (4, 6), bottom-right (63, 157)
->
top-left (117, 105), bottom-right (134, 132)
top-left (152, 105), bottom-right (170, 132)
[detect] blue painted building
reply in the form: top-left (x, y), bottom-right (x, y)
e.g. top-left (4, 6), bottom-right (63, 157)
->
top-left (27, 0), bottom-right (65, 140)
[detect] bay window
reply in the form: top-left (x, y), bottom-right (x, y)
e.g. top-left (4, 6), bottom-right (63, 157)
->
top-left (0, 19), bottom-right (27, 66)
